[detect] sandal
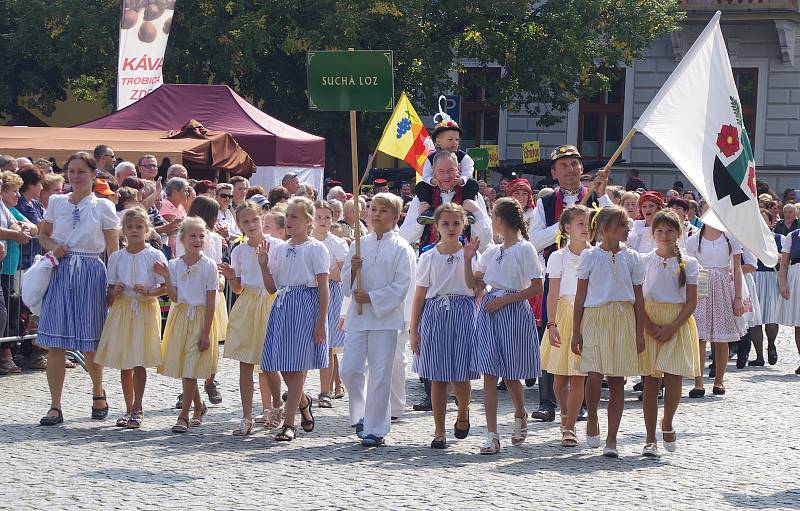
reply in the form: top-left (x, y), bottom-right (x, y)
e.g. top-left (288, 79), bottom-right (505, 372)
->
top-left (430, 436), bottom-right (447, 449)
top-left (175, 393), bottom-right (184, 409)
top-left (712, 385), bottom-right (726, 396)
top-left (642, 443), bottom-right (659, 457)
top-left (334, 386), bottom-right (346, 399)
top-left (172, 416), bottom-right (189, 433)
top-left (254, 409), bottom-right (268, 424)
top-left (115, 414), bottom-right (130, 427)
top-left (91, 390), bottom-right (109, 420)
top-left (233, 417), bottom-right (254, 436)
top-left (299, 394), bottom-right (315, 433)
top-left (274, 424), bottom-right (296, 441)
top-left (0, 358), bottom-right (21, 375)
top-left (64, 358), bottom-right (77, 369)
top-left (454, 415), bottom-right (471, 440)
top-left (266, 406), bottom-right (285, 430)
top-left (39, 407), bottom-right (63, 426)
top-left (318, 392), bottom-right (333, 409)
top-left (127, 411), bottom-right (143, 429)
top-left (688, 388), bottom-right (705, 399)
top-left (561, 429), bottom-right (578, 447)
top-left (24, 354), bottom-right (48, 371)
top-left (189, 402), bottom-right (208, 427)
top-left (661, 421), bottom-right (677, 453)
top-left (204, 380), bottom-right (222, 405)
top-left (480, 432), bottom-right (501, 455)
top-left (511, 414), bottom-right (528, 446)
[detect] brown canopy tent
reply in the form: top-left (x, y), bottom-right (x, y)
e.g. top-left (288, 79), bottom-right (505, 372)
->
top-left (0, 121), bottom-right (256, 175)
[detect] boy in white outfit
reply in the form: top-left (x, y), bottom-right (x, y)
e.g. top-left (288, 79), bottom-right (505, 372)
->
top-left (341, 193), bottom-right (416, 447)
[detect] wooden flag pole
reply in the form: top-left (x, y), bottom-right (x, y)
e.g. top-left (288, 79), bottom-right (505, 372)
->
top-left (580, 127), bottom-right (637, 206)
top-left (350, 109), bottom-right (364, 314)
top-left (359, 148), bottom-right (378, 190)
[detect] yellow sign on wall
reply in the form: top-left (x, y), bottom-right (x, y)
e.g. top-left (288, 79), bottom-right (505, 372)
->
top-left (481, 144), bottom-right (499, 167)
top-left (522, 141), bottom-right (540, 164)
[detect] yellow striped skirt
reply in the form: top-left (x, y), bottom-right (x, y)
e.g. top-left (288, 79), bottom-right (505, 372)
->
top-left (541, 296), bottom-right (584, 376)
top-left (95, 295), bottom-right (162, 370)
top-left (579, 301), bottom-right (640, 377)
top-left (639, 301), bottom-right (701, 378)
top-left (224, 287), bottom-right (275, 365)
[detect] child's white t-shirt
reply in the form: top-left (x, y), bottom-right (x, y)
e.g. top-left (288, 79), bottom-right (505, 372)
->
top-left (576, 245), bottom-right (644, 306)
top-left (686, 232), bottom-right (742, 268)
top-left (475, 240), bottom-right (543, 291)
top-left (546, 246), bottom-right (582, 297)
top-left (319, 234), bottom-right (349, 275)
top-left (176, 231), bottom-right (224, 264)
top-left (416, 246), bottom-right (474, 298)
top-left (107, 245), bottom-right (167, 295)
top-left (169, 254), bottom-right (219, 306)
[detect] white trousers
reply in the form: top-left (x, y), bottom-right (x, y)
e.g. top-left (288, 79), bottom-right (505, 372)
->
top-left (341, 329), bottom-right (399, 438)
top-left (390, 330), bottom-right (408, 418)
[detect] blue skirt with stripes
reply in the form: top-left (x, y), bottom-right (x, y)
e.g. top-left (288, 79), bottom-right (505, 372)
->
top-left (471, 289), bottom-right (541, 380)
top-left (413, 295), bottom-right (480, 382)
top-left (37, 252), bottom-right (108, 352)
top-left (261, 286), bottom-right (329, 372)
top-left (327, 279), bottom-right (346, 349)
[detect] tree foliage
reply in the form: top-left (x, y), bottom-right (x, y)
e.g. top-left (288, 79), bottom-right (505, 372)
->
top-left (1, 0), bottom-right (683, 173)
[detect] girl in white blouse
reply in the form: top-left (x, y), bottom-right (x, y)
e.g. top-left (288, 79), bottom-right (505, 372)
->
top-left (410, 203), bottom-right (479, 450)
top-left (95, 208), bottom-right (168, 429)
top-left (38, 152), bottom-right (119, 427)
top-left (260, 197), bottom-right (330, 442)
top-left (219, 202), bottom-right (282, 436)
top-left (540, 204), bottom-right (592, 448)
top-left (466, 198), bottom-right (544, 455)
top-left (639, 210), bottom-right (700, 457)
top-left (155, 217), bottom-right (219, 433)
top-left (572, 205), bottom-right (645, 458)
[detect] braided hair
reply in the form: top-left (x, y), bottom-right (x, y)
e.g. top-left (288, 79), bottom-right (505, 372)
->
top-left (493, 197), bottom-right (529, 241)
top-left (651, 210), bottom-right (687, 287)
top-left (697, 224), bottom-right (731, 255)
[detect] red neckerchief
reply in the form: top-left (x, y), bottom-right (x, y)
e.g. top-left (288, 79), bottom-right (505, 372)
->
top-left (427, 185), bottom-right (464, 245)
top-left (553, 185), bottom-right (588, 221)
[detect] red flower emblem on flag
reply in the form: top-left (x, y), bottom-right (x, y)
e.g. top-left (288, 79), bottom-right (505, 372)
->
top-left (747, 165), bottom-right (757, 195)
top-left (716, 124), bottom-right (740, 157)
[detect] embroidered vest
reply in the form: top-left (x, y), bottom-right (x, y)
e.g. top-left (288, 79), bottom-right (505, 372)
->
top-left (540, 186), bottom-right (598, 262)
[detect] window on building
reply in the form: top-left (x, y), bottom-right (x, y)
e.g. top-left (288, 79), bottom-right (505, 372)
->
top-left (732, 67), bottom-right (757, 151)
top-left (578, 70), bottom-right (625, 159)
top-left (459, 67), bottom-right (501, 149)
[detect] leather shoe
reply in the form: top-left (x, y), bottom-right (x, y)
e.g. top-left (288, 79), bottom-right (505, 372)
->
top-left (576, 406), bottom-right (588, 422)
top-left (412, 395), bottom-right (432, 412)
top-left (531, 407), bottom-right (555, 422)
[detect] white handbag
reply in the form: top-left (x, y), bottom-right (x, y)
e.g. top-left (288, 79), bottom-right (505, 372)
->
top-left (22, 252), bottom-right (59, 315)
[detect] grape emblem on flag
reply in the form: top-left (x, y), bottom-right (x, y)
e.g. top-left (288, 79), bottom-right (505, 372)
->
top-left (396, 116), bottom-right (412, 139)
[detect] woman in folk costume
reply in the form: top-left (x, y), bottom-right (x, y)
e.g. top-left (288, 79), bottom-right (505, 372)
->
top-left (508, 177), bottom-right (544, 329)
top-left (628, 191), bottom-right (665, 253)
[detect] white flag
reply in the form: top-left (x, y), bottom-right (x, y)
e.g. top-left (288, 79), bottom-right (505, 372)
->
top-left (634, 11), bottom-right (778, 266)
top-left (117, 0), bottom-right (176, 110)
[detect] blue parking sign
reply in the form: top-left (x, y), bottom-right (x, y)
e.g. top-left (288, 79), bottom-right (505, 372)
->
top-left (445, 95), bottom-right (461, 124)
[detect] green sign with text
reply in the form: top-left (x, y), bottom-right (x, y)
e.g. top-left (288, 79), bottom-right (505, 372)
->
top-left (467, 147), bottom-right (490, 171)
top-left (307, 50), bottom-right (394, 111)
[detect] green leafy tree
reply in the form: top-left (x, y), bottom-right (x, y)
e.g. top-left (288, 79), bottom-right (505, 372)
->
top-left (1, 0), bottom-right (683, 181)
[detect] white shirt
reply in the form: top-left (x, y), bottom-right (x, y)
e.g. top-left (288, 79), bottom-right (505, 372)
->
top-left (576, 245), bottom-right (644, 307)
top-left (530, 191), bottom-right (613, 252)
top-left (231, 242), bottom-right (268, 289)
top-left (421, 152), bottom-right (475, 185)
top-left (641, 250), bottom-right (700, 303)
top-left (43, 194), bottom-right (118, 253)
top-left (416, 246), bottom-right (474, 298)
top-left (177, 231), bottom-right (224, 263)
top-left (546, 246), bottom-right (583, 297)
top-left (781, 230), bottom-right (798, 253)
top-left (399, 194), bottom-right (493, 251)
top-left (268, 239), bottom-right (330, 288)
top-left (686, 232), bottom-right (742, 268)
top-left (475, 240), bottom-right (544, 291)
top-left (319, 233), bottom-right (349, 275)
top-left (629, 219), bottom-right (691, 253)
top-left (107, 246), bottom-right (167, 296)
top-left (168, 254), bottom-right (218, 306)
top-left (217, 208), bottom-right (241, 237)
top-left (342, 230), bottom-right (416, 331)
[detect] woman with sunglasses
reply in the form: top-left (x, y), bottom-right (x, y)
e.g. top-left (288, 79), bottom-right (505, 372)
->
top-left (216, 183), bottom-right (241, 239)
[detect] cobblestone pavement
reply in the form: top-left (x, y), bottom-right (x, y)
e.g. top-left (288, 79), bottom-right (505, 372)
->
top-left (2, 329), bottom-right (799, 510)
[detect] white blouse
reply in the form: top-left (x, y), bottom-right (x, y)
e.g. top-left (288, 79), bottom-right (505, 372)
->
top-left (628, 220), bottom-right (656, 254)
top-left (217, 208), bottom-right (241, 237)
top-left (168, 254), bottom-right (219, 306)
top-left (576, 245), bottom-right (644, 307)
top-left (416, 246), bottom-right (474, 298)
top-left (475, 240), bottom-right (543, 291)
top-left (177, 231), bottom-right (224, 264)
top-left (686, 232), bottom-right (742, 268)
top-left (319, 234), bottom-right (349, 275)
top-left (107, 246), bottom-right (167, 296)
top-left (641, 250), bottom-right (700, 304)
top-left (230, 242), bottom-right (266, 289)
top-left (267, 239), bottom-right (330, 288)
top-left (43, 193), bottom-right (118, 253)
top-left (546, 246), bottom-right (584, 297)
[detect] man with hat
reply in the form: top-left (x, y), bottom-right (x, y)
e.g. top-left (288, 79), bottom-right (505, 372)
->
top-left (373, 178), bottom-right (390, 195)
top-left (529, 144), bottom-right (612, 422)
top-left (415, 115), bottom-right (480, 225)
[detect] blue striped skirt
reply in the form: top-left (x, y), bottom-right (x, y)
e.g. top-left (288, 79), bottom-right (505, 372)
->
top-left (471, 289), bottom-right (541, 380)
top-left (37, 251), bottom-right (107, 352)
top-left (261, 286), bottom-right (329, 372)
top-left (413, 294), bottom-right (479, 382)
top-left (327, 279), bottom-right (346, 348)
